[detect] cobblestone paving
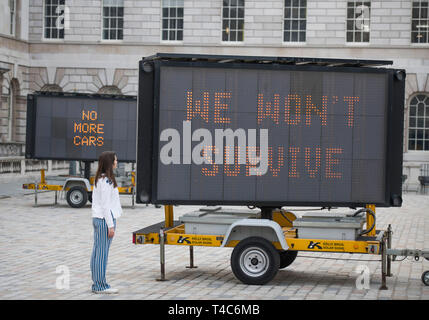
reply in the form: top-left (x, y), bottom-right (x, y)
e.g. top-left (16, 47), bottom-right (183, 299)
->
top-left (0, 191), bottom-right (428, 300)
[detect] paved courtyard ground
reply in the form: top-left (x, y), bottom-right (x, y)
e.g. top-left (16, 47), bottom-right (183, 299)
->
top-left (0, 185), bottom-right (428, 300)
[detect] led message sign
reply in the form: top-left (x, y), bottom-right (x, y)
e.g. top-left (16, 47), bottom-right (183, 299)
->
top-left (137, 58), bottom-right (405, 207)
top-left (26, 93), bottom-right (137, 162)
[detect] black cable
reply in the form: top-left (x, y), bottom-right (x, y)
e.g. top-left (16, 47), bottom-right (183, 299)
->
top-left (283, 207), bottom-right (332, 212)
top-left (352, 208), bottom-right (376, 236)
top-left (280, 210), bottom-right (294, 225)
top-left (393, 256), bottom-right (408, 262)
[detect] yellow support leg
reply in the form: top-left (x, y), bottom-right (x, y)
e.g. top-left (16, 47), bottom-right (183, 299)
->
top-left (365, 204), bottom-right (376, 237)
top-left (131, 172), bottom-right (136, 186)
top-left (164, 205), bottom-right (174, 228)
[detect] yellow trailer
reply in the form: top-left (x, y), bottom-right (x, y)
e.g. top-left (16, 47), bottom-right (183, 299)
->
top-left (133, 205), bottom-right (429, 288)
top-left (23, 169), bottom-right (136, 208)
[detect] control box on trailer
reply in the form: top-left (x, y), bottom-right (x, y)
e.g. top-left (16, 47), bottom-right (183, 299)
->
top-left (132, 54), bottom-right (429, 289)
top-left (26, 91), bottom-right (137, 162)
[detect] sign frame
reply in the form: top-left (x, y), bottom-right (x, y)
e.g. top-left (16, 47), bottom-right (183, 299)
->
top-left (25, 91), bottom-right (137, 162)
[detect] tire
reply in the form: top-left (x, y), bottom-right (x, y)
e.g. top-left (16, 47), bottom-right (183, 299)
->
top-left (278, 250), bottom-right (298, 269)
top-left (422, 270), bottom-right (429, 286)
top-left (66, 186), bottom-right (88, 208)
top-left (230, 237), bottom-right (280, 285)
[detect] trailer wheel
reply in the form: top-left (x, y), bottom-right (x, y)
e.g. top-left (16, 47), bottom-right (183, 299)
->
top-left (66, 186), bottom-right (88, 208)
top-left (278, 250), bottom-right (298, 269)
top-left (231, 237), bottom-right (280, 285)
top-left (422, 271), bottom-right (429, 286)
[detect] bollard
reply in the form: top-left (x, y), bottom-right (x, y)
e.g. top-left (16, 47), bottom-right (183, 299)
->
top-left (387, 224), bottom-right (392, 277)
top-left (156, 228), bottom-right (167, 281)
top-left (131, 187), bottom-right (135, 208)
top-left (186, 246), bottom-right (198, 269)
top-left (379, 235), bottom-right (388, 290)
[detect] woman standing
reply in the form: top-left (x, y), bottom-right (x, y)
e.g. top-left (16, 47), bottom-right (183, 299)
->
top-left (90, 151), bottom-right (122, 294)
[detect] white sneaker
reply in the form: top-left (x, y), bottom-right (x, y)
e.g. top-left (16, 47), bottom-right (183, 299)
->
top-left (93, 288), bottom-right (119, 294)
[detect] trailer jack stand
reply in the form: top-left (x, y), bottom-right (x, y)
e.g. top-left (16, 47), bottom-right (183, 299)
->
top-left (386, 224), bottom-right (393, 277)
top-left (379, 223), bottom-right (429, 288)
top-left (186, 246), bottom-right (198, 269)
top-left (380, 238), bottom-right (388, 290)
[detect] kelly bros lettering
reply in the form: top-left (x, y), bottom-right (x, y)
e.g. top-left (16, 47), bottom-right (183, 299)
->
top-left (159, 90), bottom-right (359, 178)
top-left (73, 110), bottom-right (104, 147)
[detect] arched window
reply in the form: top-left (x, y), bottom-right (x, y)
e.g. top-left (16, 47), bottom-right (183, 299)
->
top-left (0, 79), bottom-right (15, 142)
top-left (7, 78), bottom-right (20, 142)
top-left (10, 0), bottom-right (16, 36)
top-left (98, 85), bottom-right (122, 95)
top-left (408, 94), bottom-right (429, 151)
top-left (40, 84), bottom-right (63, 92)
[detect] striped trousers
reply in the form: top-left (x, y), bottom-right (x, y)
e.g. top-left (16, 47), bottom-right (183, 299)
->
top-left (90, 214), bottom-right (116, 292)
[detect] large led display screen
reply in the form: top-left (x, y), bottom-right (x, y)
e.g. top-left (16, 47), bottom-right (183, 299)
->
top-left (137, 59), bottom-right (405, 207)
top-left (26, 93), bottom-right (137, 162)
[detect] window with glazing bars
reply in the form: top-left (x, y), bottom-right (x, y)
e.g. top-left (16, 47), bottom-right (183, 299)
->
top-left (102, 0), bottom-right (124, 40)
top-left (222, 0), bottom-right (244, 42)
top-left (44, 0), bottom-right (65, 39)
top-left (346, 1), bottom-right (370, 43)
top-left (162, 0), bottom-right (184, 41)
top-left (409, 94), bottom-right (429, 151)
top-left (284, 0), bottom-right (306, 42)
top-left (412, 1), bottom-right (429, 43)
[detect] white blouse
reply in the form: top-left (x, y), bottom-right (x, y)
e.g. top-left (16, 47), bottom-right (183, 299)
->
top-left (91, 176), bottom-right (122, 228)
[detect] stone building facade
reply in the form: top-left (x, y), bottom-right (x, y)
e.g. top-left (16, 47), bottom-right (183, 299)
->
top-left (0, 0), bottom-right (428, 189)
